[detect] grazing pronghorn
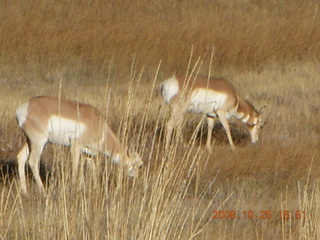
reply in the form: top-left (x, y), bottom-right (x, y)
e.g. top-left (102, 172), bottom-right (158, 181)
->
top-left (16, 96), bottom-right (143, 194)
top-left (160, 74), bottom-right (265, 152)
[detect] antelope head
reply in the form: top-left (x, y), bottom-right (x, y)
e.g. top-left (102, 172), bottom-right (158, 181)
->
top-left (125, 147), bottom-right (143, 178)
top-left (247, 106), bottom-right (267, 144)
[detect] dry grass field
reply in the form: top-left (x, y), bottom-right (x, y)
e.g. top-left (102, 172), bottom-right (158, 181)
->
top-left (0, 0), bottom-right (320, 239)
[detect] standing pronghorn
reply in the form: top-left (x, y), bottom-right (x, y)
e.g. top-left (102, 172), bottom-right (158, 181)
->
top-left (160, 74), bottom-right (265, 152)
top-left (16, 96), bottom-right (143, 194)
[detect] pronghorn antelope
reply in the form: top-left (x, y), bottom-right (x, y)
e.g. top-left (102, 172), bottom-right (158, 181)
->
top-left (160, 75), bottom-right (265, 152)
top-left (16, 96), bottom-right (143, 194)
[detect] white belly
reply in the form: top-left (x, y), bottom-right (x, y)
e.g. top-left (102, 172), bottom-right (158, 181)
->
top-left (187, 89), bottom-right (228, 114)
top-left (47, 116), bottom-right (86, 145)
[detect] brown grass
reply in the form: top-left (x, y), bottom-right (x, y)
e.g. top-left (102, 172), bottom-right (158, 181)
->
top-left (1, 0), bottom-right (320, 73)
top-left (0, 0), bottom-right (320, 239)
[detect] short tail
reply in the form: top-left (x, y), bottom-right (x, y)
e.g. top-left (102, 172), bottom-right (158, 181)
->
top-left (16, 102), bottom-right (29, 128)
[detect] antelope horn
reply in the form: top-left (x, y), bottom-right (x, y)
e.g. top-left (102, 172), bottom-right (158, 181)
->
top-left (258, 106), bottom-right (266, 114)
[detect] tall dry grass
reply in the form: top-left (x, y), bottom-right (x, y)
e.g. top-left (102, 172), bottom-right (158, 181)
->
top-left (1, 0), bottom-right (320, 75)
top-left (0, 0), bottom-right (319, 239)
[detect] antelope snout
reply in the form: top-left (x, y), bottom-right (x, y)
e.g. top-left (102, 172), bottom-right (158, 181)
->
top-left (249, 125), bottom-right (260, 144)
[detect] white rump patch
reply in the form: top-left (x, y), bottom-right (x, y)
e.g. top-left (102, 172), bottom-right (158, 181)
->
top-left (160, 77), bottom-right (180, 103)
top-left (188, 89), bottom-right (228, 114)
top-left (47, 116), bottom-right (86, 145)
top-left (16, 102), bottom-right (29, 128)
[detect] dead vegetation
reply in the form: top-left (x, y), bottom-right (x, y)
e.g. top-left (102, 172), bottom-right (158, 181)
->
top-left (0, 0), bottom-right (319, 239)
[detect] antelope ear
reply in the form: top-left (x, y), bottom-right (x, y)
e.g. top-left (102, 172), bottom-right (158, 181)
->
top-left (258, 119), bottom-right (267, 128)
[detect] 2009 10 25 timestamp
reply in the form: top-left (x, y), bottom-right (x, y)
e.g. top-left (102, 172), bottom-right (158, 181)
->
top-left (212, 210), bottom-right (306, 220)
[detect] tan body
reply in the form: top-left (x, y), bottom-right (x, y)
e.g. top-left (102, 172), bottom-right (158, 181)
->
top-left (16, 96), bottom-right (142, 194)
top-left (160, 75), bottom-right (264, 151)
